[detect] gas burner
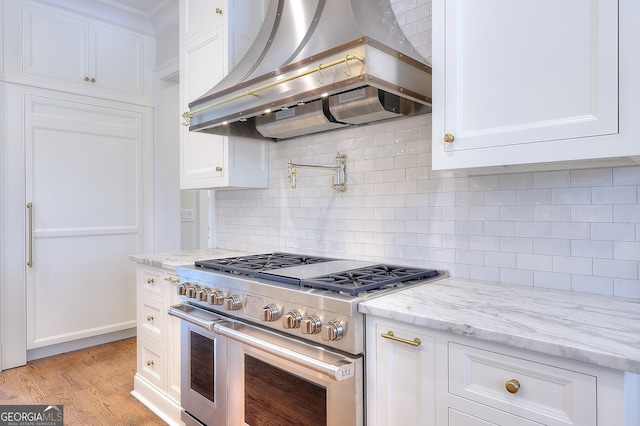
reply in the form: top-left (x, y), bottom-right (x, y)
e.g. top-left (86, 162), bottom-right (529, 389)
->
top-left (300, 265), bottom-right (439, 296)
top-left (195, 252), bottom-right (334, 276)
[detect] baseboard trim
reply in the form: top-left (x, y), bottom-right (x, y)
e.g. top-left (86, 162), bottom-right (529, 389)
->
top-left (26, 328), bottom-right (137, 361)
top-left (132, 374), bottom-right (184, 426)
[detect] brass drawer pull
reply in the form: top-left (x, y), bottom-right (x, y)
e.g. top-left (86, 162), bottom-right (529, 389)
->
top-left (146, 360), bottom-right (154, 367)
top-left (381, 330), bottom-right (421, 347)
top-left (165, 276), bottom-right (180, 283)
top-left (147, 278), bottom-right (155, 284)
top-left (146, 315), bottom-right (154, 322)
top-left (505, 379), bottom-right (521, 394)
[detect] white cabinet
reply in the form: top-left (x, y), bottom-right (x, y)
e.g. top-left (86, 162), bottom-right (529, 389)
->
top-left (366, 318), bottom-right (437, 426)
top-left (3, 0), bottom-right (155, 105)
top-left (179, 0), bottom-right (269, 190)
top-left (365, 316), bottom-right (630, 426)
top-left (432, 0), bottom-right (640, 170)
top-left (133, 265), bottom-right (183, 425)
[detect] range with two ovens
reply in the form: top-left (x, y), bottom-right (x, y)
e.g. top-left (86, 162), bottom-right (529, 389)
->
top-left (168, 252), bottom-right (443, 426)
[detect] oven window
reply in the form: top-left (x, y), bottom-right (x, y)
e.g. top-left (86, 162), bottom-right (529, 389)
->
top-left (190, 331), bottom-right (215, 402)
top-left (244, 355), bottom-right (327, 426)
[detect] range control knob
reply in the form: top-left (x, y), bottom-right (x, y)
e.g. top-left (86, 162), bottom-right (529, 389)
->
top-left (260, 304), bottom-right (281, 322)
top-left (301, 314), bottom-right (322, 335)
top-left (208, 290), bottom-right (225, 305)
top-left (322, 320), bottom-right (345, 341)
top-left (186, 285), bottom-right (201, 299)
top-left (176, 282), bottom-right (189, 295)
top-left (282, 310), bottom-right (303, 329)
top-left (224, 295), bottom-right (243, 311)
top-left (196, 287), bottom-right (211, 302)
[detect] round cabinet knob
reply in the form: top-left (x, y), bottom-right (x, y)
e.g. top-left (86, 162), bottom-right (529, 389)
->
top-left (215, 7), bottom-right (222, 14)
top-left (84, 76), bottom-right (89, 81)
top-left (444, 133), bottom-right (455, 143)
top-left (147, 278), bottom-right (155, 284)
top-left (90, 78), bottom-right (96, 83)
top-left (146, 315), bottom-right (154, 322)
top-left (208, 290), bottom-right (225, 305)
top-left (197, 287), bottom-right (211, 302)
top-left (321, 320), bottom-right (345, 341)
top-left (260, 304), bottom-right (281, 322)
top-left (300, 314), bottom-right (322, 335)
top-left (505, 379), bottom-right (521, 394)
top-left (186, 285), bottom-right (201, 299)
top-left (224, 295), bottom-right (243, 311)
top-left (215, 166), bottom-right (223, 172)
top-left (146, 360), bottom-right (154, 367)
top-left (282, 310), bottom-right (303, 329)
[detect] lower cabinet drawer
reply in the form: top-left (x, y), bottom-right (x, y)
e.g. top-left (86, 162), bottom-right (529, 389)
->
top-left (138, 337), bottom-right (164, 390)
top-left (449, 407), bottom-right (542, 426)
top-left (448, 343), bottom-right (596, 426)
top-left (138, 297), bottom-right (165, 341)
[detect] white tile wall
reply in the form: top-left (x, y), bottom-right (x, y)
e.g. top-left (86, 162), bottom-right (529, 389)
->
top-left (215, 1), bottom-right (640, 299)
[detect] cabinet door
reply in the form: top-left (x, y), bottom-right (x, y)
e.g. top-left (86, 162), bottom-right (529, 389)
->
top-left (89, 23), bottom-right (147, 98)
top-left (432, 0), bottom-right (619, 169)
top-left (10, 2), bottom-right (89, 84)
top-left (180, 27), bottom-right (227, 187)
top-left (180, 0), bottom-right (226, 42)
top-left (366, 318), bottom-right (436, 426)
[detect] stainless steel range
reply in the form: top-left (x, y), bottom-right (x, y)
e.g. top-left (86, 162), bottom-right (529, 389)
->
top-left (168, 252), bottom-right (443, 426)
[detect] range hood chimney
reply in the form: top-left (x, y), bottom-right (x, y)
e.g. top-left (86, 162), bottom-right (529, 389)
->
top-left (182, 0), bottom-right (432, 141)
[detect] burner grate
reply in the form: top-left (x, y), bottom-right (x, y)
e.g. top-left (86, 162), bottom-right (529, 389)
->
top-left (300, 265), bottom-right (438, 296)
top-left (195, 252), bottom-right (334, 276)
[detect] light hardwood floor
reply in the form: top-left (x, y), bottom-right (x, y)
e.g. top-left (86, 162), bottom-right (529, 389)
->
top-left (0, 337), bottom-right (166, 425)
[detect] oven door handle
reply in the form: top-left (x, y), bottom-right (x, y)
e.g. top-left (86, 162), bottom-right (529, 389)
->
top-left (214, 322), bottom-right (358, 382)
top-left (168, 303), bottom-right (225, 332)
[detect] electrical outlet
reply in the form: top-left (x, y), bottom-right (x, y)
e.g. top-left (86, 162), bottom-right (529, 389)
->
top-left (180, 209), bottom-right (195, 222)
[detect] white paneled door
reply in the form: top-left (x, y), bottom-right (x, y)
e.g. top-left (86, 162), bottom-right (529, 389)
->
top-left (21, 89), bottom-right (145, 350)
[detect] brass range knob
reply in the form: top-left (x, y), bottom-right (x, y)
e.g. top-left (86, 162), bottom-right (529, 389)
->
top-left (208, 290), bottom-right (225, 305)
top-left (224, 295), bottom-right (243, 311)
top-left (300, 314), bottom-right (322, 335)
top-left (282, 310), bottom-right (303, 329)
top-left (444, 133), bottom-right (455, 143)
top-left (505, 379), bottom-right (521, 394)
top-left (260, 304), bottom-right (281, 322)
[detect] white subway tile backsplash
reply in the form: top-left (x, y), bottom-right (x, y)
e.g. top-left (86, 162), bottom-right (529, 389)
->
top-left (215, 3), bottom-right (640, 300)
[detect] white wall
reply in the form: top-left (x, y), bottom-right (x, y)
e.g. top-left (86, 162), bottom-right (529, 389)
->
top-left (214, 1), bottom-right (640, 300)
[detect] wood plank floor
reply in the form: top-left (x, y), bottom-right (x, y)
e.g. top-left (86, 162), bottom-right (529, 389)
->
top-left (0, 337), bottom-right (166, 425)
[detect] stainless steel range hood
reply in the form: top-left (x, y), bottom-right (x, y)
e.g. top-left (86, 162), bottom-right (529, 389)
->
top-left (182, 0), bottom-right (432, 141)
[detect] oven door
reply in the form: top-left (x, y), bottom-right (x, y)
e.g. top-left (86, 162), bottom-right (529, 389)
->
top-left (217, 321), bottom-right (363, 426)
top-left (168, 303), bottom-right (229, 426)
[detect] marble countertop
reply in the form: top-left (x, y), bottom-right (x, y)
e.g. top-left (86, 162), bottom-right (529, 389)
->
top-left (359, 277), bottom-right (640, 374)
top-left (129, 249), bottom-right (250, 271)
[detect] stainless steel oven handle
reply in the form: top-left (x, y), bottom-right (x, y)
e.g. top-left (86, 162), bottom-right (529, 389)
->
top-left (168, 304), bottom-right (224, 332)
top-left (214, 322), bottom-right (357, 382)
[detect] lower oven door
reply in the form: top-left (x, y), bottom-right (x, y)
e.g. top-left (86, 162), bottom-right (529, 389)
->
top-left (168, 303), bottom-right (229, 426)
top-left (217, 321), bottom-right (363, 426)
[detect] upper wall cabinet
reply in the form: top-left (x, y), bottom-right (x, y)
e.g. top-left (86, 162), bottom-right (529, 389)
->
top-left (3, 0), bottom-right (155, 106)
top-left (432, 0), bottom-right (640, 171)
top-left (179, 0), bottom-right (269, 190)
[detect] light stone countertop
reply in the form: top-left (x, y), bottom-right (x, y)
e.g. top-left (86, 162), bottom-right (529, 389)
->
top-left (359, 277), bottom-right (640, 374)
top-left (129, 249), bottom-right (251, 271)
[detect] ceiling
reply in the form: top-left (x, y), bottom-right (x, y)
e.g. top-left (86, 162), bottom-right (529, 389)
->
top-left (100, 0), bottom-right (174, 17)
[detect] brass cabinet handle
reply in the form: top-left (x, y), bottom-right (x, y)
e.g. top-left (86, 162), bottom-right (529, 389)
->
top-left (147, 278), bottom-right (155, 284)
top-left (215, 166), bottom-right (223, 172)
top-left (215, 7), bottom-right (222, 14)
top-left (505, 379), bottom-right (521, 394)
top-left (90, 77), bottom-right (95, 83)
top-left (27, 202), bottom-right (33, 267)
top-left (381, 330), bottom-right (421, 347)
top-left (146, 315), bottom-right (154, 322)
top-left (444, 133), bottom-right (455, 143)
top-left (164, 276), bottom-right (180, 283)
top-left (84, 76), bottom-right (89, 81)
top-left (146, 360), bottom-right (154, 366)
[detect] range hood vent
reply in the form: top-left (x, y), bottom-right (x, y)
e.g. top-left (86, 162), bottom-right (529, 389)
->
top-left (183, 0), bottom-right (432, 141)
